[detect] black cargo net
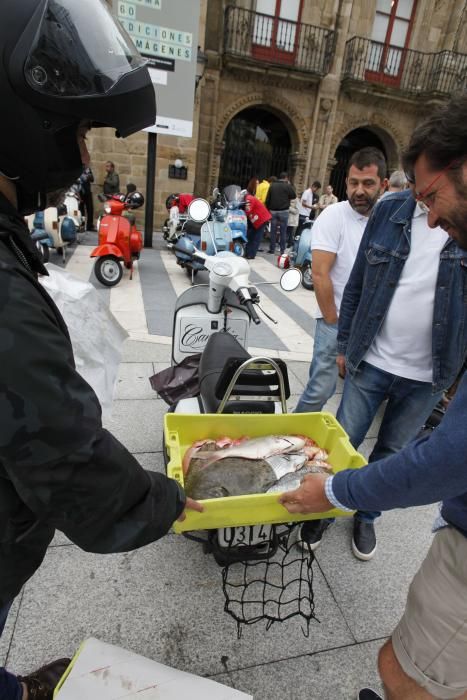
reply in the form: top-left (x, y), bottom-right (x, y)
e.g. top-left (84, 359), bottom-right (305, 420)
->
top-left (219, 524), bottom-right (317, 637)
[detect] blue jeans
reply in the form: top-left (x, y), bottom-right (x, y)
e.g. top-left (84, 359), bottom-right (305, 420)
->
top-left (337, 361), bottom-right (443, 523)
top-left (0, 602), bottom-right (22, 700)
top-left (268, 210), bottom-right (289, 254)
top-left (295, 319), bottom-right (338, 413)
top-left (246, 222), bottom-right (267, 258)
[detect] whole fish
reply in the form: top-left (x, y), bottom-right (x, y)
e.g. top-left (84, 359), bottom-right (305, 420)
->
top-left (185, 456), bottom-right (277, 499)
top-left (193, 435), bottom-right (307, 468)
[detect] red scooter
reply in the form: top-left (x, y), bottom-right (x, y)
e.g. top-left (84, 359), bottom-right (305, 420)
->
top-left (91, 191), bottom-right (144, 286)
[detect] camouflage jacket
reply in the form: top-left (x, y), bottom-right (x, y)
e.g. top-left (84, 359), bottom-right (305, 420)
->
top-left (0, 194), bottom-right (185, 607)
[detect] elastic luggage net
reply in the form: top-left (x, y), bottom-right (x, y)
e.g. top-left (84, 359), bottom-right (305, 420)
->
top-left (220, 524), bottom-right (317, 636)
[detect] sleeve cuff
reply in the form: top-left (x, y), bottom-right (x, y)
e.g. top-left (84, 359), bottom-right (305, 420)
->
top-left (325, 476), bottom-right (353, 512)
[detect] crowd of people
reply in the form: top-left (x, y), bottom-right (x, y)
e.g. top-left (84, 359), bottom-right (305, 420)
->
top-left (0, 0), bottom-right (466, 697)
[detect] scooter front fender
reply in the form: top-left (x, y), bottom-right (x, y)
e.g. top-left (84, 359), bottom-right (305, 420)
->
top-left (90, 243), bottom-right (123, 259)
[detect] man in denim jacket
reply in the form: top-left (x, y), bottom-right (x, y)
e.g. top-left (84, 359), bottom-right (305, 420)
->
top-left (280, 94), bottom-right (467, 700)
top-left (331, 188), bottom-right (467, 560)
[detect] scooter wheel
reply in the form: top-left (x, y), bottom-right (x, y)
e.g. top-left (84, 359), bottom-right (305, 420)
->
top-left (233, 242), bottom-right (245, 257)
top-left (94, 255), bottom-right (123, 287)
top-left (301, 261), bottom-right (314, 290)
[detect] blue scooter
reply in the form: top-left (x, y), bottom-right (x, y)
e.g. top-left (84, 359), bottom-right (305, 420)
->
top-left (222, 185), bottom-right (248, 257)
top-left (173, 197), bottom-right (235, 283)
top-left (289, 219), bottom-right (313, 290)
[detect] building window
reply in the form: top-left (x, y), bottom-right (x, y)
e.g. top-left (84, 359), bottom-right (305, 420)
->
top-left (252, 0), bottom-right (303, 65)
top-left (366, 0), bottom-right (418, 84)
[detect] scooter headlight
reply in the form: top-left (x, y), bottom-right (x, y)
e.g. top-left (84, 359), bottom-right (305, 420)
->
top-left (104, 205), bottom-right (112, 214)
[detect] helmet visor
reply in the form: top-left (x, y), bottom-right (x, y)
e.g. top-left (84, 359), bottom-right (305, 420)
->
top-left (25, 0), bottom-right (145, 97)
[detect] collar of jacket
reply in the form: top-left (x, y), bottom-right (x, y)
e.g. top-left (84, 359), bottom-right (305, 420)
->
top-left (387, 189), bottom-right (417, 224)
top-left (0, 192), bottom-right (48, 276)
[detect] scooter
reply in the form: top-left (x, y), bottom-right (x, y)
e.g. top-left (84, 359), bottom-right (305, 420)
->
top-left (289, 219), bottom-right (314, 290)
top-left (221, 185), bottom-right (248, 257)
top-left (159, 198), bottom-right (302, 564)
top-left (62, 183), bottom-right (86, 239)
top-left (90, 191), bottom-right (144, 287)
top-left (173, 195), bottom-right (235, 283)
top-left (25, 207), bottom-right (77, 263)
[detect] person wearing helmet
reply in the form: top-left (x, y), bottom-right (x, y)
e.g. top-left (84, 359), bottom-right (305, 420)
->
top-left (0, 1), bottom-right (202, 698)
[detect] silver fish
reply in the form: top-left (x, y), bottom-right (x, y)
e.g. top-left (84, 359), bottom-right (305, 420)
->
top-left (266, 464), bottom-right (332, 494)
top-left (193, 435), bottom-right (306, 467)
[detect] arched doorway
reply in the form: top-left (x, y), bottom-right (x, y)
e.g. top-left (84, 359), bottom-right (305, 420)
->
top-left (219, 107), bottom-right (292, 190)
top-left (330, 128), bottom-right (389, 202)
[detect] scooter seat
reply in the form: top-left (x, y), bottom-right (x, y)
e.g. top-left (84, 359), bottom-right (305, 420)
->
top-left (184, 220), bottom-right (202, 236)
top-left (199, 332), bottom-right (289, 414)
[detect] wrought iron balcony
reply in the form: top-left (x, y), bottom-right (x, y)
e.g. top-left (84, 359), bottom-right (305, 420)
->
top-left (224, 5), bottom-right (334, 76)
top-left (343, 36), bottom-right (467, 97)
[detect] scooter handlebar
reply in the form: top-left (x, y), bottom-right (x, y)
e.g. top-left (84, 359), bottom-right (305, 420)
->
top-left (245, 299), bottom-right (261, 324)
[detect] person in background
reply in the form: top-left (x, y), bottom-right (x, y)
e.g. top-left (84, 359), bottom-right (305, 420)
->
top-left (280, 93), bottom-right (467, 700)
top-left (255, 176), bottom-right (271, 204)
top-left (78, 164), bottom-right (95, 231)
top-left (380, 170), bottom-right (408, 198)
top-left (0, 2), bottom-right (202, 698)
top-left (294, 147), bottom-right (387, 419)
top-left (317, 184), bottom-right (338, 213)
top-left (103, 160), bottom-right (120, 195)
top-left (265, 171), bottom-right (296, 254)
top-left (242, 190), bottom-right (272, 259)
top-left (287, 195), bottom-right (300, 247)
top-left (298, 180), bottom-right (321, 227)
top-left (246, 176), bottom-right (258, 196)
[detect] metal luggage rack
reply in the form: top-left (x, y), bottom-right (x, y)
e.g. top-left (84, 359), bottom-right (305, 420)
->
top-left (215, 356), bottom-right (291, 414)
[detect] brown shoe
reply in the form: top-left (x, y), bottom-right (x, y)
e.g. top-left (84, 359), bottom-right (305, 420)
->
top-left (18, 658), bottom-right (71, 700)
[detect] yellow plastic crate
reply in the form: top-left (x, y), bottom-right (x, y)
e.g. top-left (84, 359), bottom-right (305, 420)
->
top-left (164, 412), bottom-right (367, 533)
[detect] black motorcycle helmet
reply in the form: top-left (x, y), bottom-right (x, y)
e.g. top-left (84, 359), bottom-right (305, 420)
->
top-left (0, 0), bottom-right (156, 214)
top-left (126, 191), bottom-right (144, 209)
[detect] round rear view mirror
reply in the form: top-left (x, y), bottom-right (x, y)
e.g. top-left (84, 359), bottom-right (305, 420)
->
top-left (188, 198), bottom-right (211, 223)
top-left (280, 268), bottom-right (301, 291)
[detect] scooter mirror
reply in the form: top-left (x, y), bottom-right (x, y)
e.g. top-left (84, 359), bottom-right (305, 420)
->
top-left (212, 187), bottom-right (220, 198)
top-left (280, 268), bottom-right (302, 291)
top-left (188, 198), bottom-right (211, 222)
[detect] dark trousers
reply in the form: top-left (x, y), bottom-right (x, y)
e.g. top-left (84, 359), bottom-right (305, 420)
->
top-left (0, 602), bottom-right (22, 700)
top-left (79, 189), bottom-right (94, 229)
top-left (268, 210), bottom-right (289, 253)
top-left (246, 222), bottom-right (267, 258)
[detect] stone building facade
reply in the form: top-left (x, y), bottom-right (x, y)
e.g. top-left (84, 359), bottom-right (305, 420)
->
top-left (90, 0), bottom-right (466, 228)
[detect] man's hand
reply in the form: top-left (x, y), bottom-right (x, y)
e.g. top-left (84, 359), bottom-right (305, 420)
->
top-left (177, 497), bottom-right (204, 522)
top-left (323, 315), bottom-right (338, 325)
top-left (278, 473), bottom-right (333, 514)
top-left (336, 354), bottom-right (346, 378)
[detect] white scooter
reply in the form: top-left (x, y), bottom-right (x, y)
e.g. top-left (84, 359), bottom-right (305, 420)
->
top-left (160, 198), bottom-right (302, 564)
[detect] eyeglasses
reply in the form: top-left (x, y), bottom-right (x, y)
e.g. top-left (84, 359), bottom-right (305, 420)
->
top-left (413, 160), bottom-right (460, 210)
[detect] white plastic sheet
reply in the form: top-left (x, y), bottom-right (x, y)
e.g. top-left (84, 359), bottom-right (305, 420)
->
top-left (40, 264), bottom-right (127, 420)
top-left (54, 638), bottom-right (253, 699)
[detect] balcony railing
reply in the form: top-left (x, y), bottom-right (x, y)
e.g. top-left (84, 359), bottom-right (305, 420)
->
top-left (224, 6), bottom-right (335, 76)
top-left (343, 36), bottom-right (467, 96)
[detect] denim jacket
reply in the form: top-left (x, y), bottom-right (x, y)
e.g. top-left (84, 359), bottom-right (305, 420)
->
top-left (337, 190), bottom-right (467, 393)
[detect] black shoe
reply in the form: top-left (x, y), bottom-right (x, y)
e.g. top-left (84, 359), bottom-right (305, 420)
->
top-left (18, 658), bottom-right (71, 700)
top-left (296, 519), bottom-right (332, 551)
top-left (357, 689), bottom-right (383, 700)
top-left (352, 520), bottom-right (377, 560)
top-left (257, 248), bottom-right (264, 252)
top-left (267, 249), bottom-right (275, 254)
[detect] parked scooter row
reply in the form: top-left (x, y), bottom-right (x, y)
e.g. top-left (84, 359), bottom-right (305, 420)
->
top-left (167, 186), bottom-right (248, 283)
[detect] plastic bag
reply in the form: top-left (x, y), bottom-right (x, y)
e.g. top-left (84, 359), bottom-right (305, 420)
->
top-left (40, 264), bottom-right (128, 420)
top-left (150, 353), bottom-right (201, 405)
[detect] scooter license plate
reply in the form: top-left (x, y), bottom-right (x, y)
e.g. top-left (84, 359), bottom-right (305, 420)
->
top-left (217, 524), bottom-right (272, 548)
